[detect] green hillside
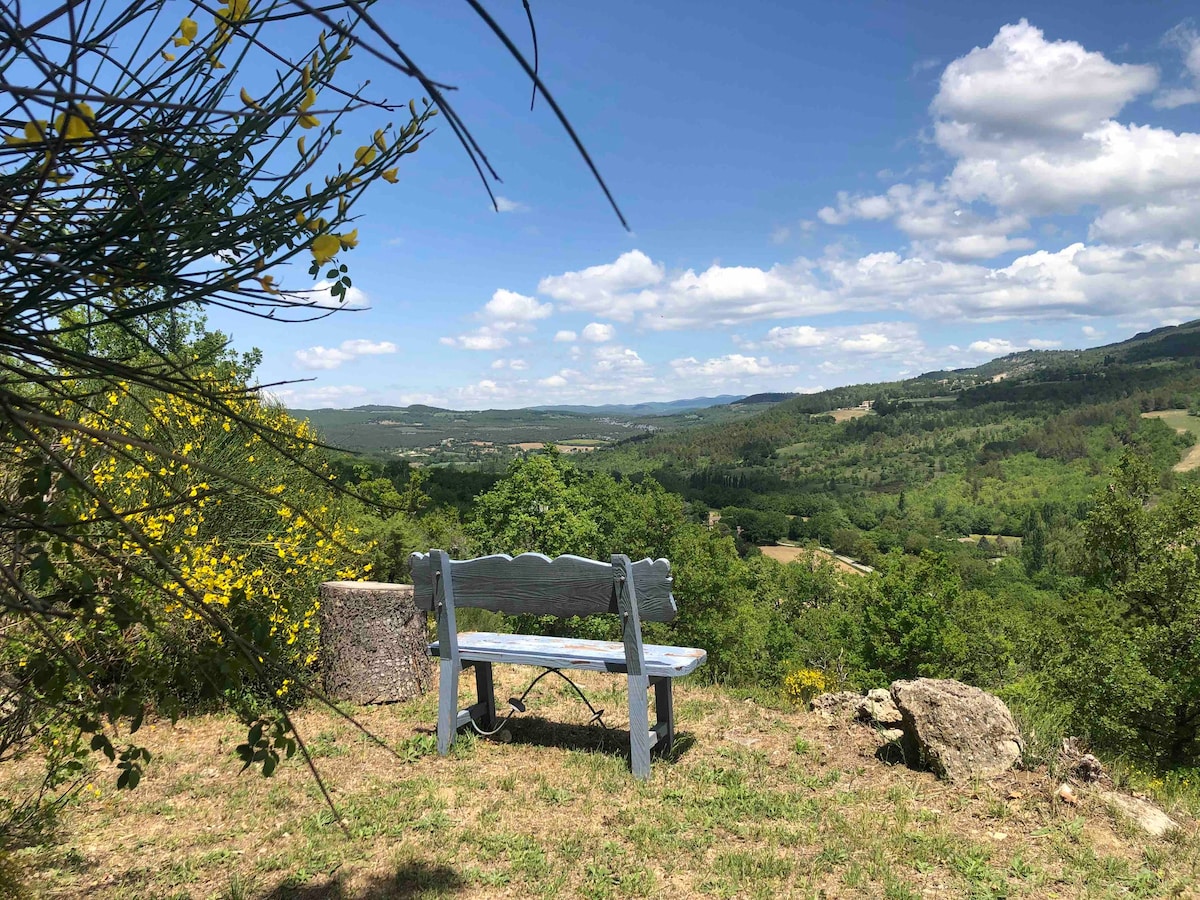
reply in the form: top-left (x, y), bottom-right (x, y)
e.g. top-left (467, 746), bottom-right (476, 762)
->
top-left (588, 320), bottom-right (1200, 562)
top-left (289, 398), bottom-right (785, 458)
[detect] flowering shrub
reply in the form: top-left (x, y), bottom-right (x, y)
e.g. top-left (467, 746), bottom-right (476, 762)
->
top-left (5, 371), bottom-right (369, 723)
top-left (782, 666), bottom-right (829, 706)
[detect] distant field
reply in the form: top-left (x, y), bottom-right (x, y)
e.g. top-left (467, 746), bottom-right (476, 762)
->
top-left (759, 544), bottom-right (866, 576)
top-left (956, 534), bottom-right (1022, 550)
top-left (1141, 410), bottom-right (1200, 471)
top-left (510, 442), bottom-right (600, 453)
top-left (828, 407), bottom-right (872, 422)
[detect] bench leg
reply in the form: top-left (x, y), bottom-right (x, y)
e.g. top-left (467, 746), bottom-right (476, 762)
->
top-left (437, 658), bottom-right (460, 756)
top-left (628, 673), bottom-right (652, 779)
top-left (473, 661), bottom-right (497, 732)
top-left (651, 676), bottom-right (674, 756)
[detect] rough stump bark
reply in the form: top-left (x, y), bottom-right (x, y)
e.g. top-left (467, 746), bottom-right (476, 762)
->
top-left (318, 581), bottom-right (433, 704)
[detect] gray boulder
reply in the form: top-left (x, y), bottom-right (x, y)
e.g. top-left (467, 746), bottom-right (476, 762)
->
top-left (890, 678), bottom-right (1023, 782)
top-left (858, 687), bottom-right (903, 726)
top-left (810, 691), bottom-right (863, 717)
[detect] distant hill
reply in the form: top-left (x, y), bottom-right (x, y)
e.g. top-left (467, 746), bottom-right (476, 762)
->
top-left (595, 318), bottom-right (1200, 540)
top-left (736, 392), bottom-right (798, 405)
top-left (918, 317), bottom-right (1200, 382)
top-left (527, 395), bottom-right (744, 416)
top-left (288, 320), bottom-right (1200, 458)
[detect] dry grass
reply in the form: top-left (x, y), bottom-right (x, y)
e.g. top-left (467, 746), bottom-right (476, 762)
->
top-left (759, 545), bottom-right (808, 565)
top-left (508, 443), bottom-right (598, 453)
top-left (759, 545), bottom-right (865, 577)
top-left (5, 670), bottom-right (1198, 899)
top-left (828, 408), bottom-right (872, 423)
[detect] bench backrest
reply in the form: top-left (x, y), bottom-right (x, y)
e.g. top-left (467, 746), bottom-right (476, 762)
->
top-left (409, 551), bottom-right (677, 622)
top-left (410, 550), bottom-right (676, 676)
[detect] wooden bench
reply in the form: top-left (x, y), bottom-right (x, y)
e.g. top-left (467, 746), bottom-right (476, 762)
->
top-left (410, 550), bottom-right (706, 778)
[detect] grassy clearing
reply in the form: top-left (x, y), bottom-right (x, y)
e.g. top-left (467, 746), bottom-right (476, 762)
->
top-left (4, 670), bottom-right (1198, 899)
top-left (758, 544), bottom-right (866, 576)
top-left (828, 408), bottom-right (872, 423)
top-left (1140, 411), bottom-right (1200, 472)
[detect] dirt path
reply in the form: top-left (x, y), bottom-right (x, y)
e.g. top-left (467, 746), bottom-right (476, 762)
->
top-left (1177, 444), bottom-right (1200, 472)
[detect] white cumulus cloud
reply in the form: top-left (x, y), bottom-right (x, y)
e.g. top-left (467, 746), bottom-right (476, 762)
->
top-left (932, 19), bottom-right (1156, 141)
top-left (440, 325), bottom-right (513, 351)
top-left (1154, 22), bottom-right (1200, 109)
top-left (284, 279), bottom-right (369, 310)
top-left (670, 354), bottom-right (799, 381)
top-left (483, 288), bottom-right (552, 321)
top-left (538, 250), bottom-right (664, 320)
top-left (581, 322), bottom-right (616, 342)
top-left (270, 384), bottom-right (369, 407)
top-left (493, 196), bottom-right (527, 213)
top-left (968, 338), bottom-right (1019, 355)
top-left (764, 321), bottom-right (925, 357)
top-left (593, 346), bottom-right (647, 372)
top-left (295, 338), bottom-right (396, 370)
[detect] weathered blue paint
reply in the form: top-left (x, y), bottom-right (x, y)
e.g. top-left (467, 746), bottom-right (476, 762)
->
top-left (416, 549), bottom-right (706, 779)
top-left (410, 551), bottom-right (677, 622)
top-left (428, 633), bottom-right (707, 677)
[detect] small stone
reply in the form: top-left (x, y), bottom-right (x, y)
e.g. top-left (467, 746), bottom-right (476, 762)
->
top-left (1074, 753), bottom-right (1104, 783)
top-left (1098, 790), bottom-right (1178, 837)
top-left (990, 832), bottom-right (1008, 841)
top-left (1057, 783), bottom-right (1079, 806)
top-left (724, 731), bottom-right (761, 748)
top-left (880, 728), bottom-right (904, 743)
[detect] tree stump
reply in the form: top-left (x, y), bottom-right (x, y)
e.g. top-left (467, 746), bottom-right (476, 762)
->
top-left (318, 581), bottom-right (433, 704)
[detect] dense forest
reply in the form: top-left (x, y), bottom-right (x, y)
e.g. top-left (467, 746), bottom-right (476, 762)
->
top-left (332, 320), bottom-right (1200, 777)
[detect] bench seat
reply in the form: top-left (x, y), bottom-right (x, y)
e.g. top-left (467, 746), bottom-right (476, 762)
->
top-left (430, 632), bottom-right (707, 677)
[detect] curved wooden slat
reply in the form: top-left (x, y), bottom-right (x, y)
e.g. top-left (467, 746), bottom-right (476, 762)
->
top-left (409, 551), bottom-right (677, 622)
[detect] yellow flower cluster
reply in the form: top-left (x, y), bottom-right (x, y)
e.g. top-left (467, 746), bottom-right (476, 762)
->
top-left (782, 666), bottom-right (829, 706)
top-left (38, 372), bottom-right (369, 674)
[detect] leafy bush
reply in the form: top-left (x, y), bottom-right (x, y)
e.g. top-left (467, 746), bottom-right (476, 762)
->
top-left (1048, 452), bottom-right (1200, 765)
top-left (1, 368), bottom-right (369, 810)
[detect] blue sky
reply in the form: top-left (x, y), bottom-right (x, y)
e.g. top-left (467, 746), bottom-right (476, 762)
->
top-left (209, 1), bottom-right (1200, 409)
